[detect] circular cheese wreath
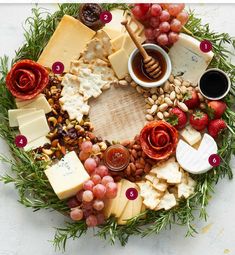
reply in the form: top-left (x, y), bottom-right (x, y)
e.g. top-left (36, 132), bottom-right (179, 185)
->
top-left (0, 4), bottom-right (234, 251)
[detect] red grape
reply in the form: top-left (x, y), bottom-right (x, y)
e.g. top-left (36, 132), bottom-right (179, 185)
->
top-left (159, 10), bottom-right (170, 22)
top-left (136, 3), bottom-right (151, 15)
top-left (92, 144), bottom-right (100, 154)
top-left (101, 176), bottom-right (114, 186)
top-left (93, 184), bottom-right (106, 199)
top-left (82, 190), bottom-right (94, 202)
top-left (79, 151), bottom-right (90, 161)
top-left (177, 11), bottom-right (189, 26)
top-left (76, 190), bottom-right (84, 202)
top-left (132, 5), bottom-right (144, 20)
top-left (83, 180), bottom-right (95, 191)
top-left (144, 28), bottom-right (155, 40)
top-left (156, 33), bottom-right (169, 46)
top-left (150, 4), bottom-right (162, 17)
top-left (84, 158), bottom-right (97, 173)
top-left (105, 182), bottom-right (118, 199)
top-left (93, 200), bottom-right (104, 211)
top-left (96, 213), bottom-right (105, 225)
top-left (70, 208), bottom-right (83, 221)
top-left (86, 215), bottom-right (98, 227)
top-left (82, 201), bottom-right (93, 210)
top-left (83, 209), bottom-right (93, 218)
top-left (93, 155), bottom-right (100, 166)
top-left (159, 21), bottom-right (170, 33)
top-left (168, 32), bottom-right (179, 44)
top-left (95, 165), bottom-right (109, 178)
top-left (81, 141), bottom-right (93, 153)
top-left (167, 4), bottom-right (181, 17)
top-left (91, 174), bottom-right (101, 185)
top-left (149, 17), bottom-right (160, 28)
top-left (178, 3), bottom-right (185, 13)
top-left (67, 197), bottom-right (80, 209)
top-left (153, 28), bottom-right (161, 38)
top-left (170, 19), bottom-right (182, 33)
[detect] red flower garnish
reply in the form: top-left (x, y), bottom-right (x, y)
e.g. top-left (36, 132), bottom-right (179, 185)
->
top-left (6, 59), bottom-right (49, 100)
top-left (140, 120), bottom-right (178, 160)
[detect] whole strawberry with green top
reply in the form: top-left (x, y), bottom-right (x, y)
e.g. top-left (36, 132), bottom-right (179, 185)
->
top-left (168, 107), bottom-right (187, 130)
top-left (207, 100), bottom-right (227, 119)
top-left (183, 90), bottom-right (200, 109)
top-left (208, 119), bottom-right (227, 138)
top-left (189, 110), bottom-right (209, 131)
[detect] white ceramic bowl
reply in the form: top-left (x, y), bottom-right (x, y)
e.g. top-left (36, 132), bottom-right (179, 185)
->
top-left (128, 43), bottom-right (172, 88)
top-left (198, 68), bottom-right (231, 100)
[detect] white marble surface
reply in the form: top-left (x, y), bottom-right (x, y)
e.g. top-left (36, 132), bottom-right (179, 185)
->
top-left (0, 3), bottom-right (235, 255)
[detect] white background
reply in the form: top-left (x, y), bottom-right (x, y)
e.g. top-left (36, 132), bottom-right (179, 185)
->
top-left (0, 3), bottom-right (235, 255)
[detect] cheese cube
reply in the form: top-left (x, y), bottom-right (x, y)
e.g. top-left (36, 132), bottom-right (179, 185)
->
top-left (45, 151), bottom-right (89, 200)
top-left (38, 15), bottom-right (96, 72)
top-left (19, 115), bottom-right (50, 142)
top-left (24, 136), bottom-right (50, 151)
top-left (108, 49), bottom-right (129, 79)
top-left (169, 33), bottom-right (214, 85)
top-left (180, 125), bottom-right (202, 146)
top-left (111, 34), bottom-right (125, 52)
top-left (17, 110), bottom-right (44, 126)
top-left (21, 96), bottom-right (51, 114)
top-left (122, 34), bottom-right (144, 56)
top-left (8, 108), bottom-right (37, 127)
top-left (15, 94), bottom-right (44, 108)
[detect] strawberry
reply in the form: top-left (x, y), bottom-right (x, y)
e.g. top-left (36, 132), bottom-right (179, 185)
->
top-left (189, 110), bottom-right (209, 131)
top-left (207, 100), bottom-right (227, 119)
top-left (168, 107), bottom-right (187, 130)
top-left (183, 90), bottom-right (200, 109)
top-left (208, 119), bottom-right (227, 138)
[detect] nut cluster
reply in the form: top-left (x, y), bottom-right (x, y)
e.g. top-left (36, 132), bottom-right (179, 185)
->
top-left (115, 74), bottom-right (206, 122)
top-left (110, 135), bottom-right (156, 182)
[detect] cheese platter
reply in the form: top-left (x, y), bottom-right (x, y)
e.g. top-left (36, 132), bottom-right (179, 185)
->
top-left (0, 3), bottom-right (234, 251)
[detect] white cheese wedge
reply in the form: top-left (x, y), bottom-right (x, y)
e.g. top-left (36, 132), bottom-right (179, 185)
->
top-left (180, 125), bottom-right (202, 146)
top-left (17, 110), bottom-right (44, 126)
top-left (169, 33), bottom-right (214, 85)
top-left (108, 49), bottom-right (129, 79)
top-left (38, 15), bottom-right (96, 72)
top-left (117, 199), bottom-right (133, 225)
top-left (45, 151), bottom-right (90, 200)
top-left (15, 94), bottom-right (44, 108)
top-left (21, 95), bottom-right (51, 114)
top-left (176, 134), bottom-right (218, 174)
top-left (8, 108), bottom-right (37, 127)
top-left (19, 115), bottom-right (50, 143)
top-left (111, 34), bottom-right (125, 51)
top-left (24, 136), bottom-right (50, 151)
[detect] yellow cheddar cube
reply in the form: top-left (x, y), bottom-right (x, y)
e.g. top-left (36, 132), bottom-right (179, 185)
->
top-left (45, 151), bottom-right (89, 200)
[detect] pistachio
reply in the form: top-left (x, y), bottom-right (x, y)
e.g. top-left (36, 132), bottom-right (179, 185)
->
top-left (157, 112), bottom-right (164, 119)
top-left (163, 81), bottom-right (170, 92)
top-left (151, 94), bottom-right (158, 101)
top-left (158, 87), bottom-right (164, 95)
top-left (150, 87), bottom-right (157, 94)
top-left (164, 97), bottom-right (173, 106)
top-left (147, 97), bottom-right (155, 105)
top-left (182, 80), bottom-right (190, 87)
top-left (145, 104), bottom-right (151, 109)
top-left (159, 103), bottom-right (168, 112)
top-left (169, 74), bottom-right (174, 83)
top-left (145, 114), bottom-right (154, 121)
top-left (180, 85), bottom-right (187, 94)
top-left (175, 86), bottom-right (181, 94)
top-left (119, 80), bottom-right (128, 87)
top-left (125, 74), bottom-right (132, 83)
top-left (163, 112), bottom-right (170, 118)
top-left (177, 101), bottom-right (188, 112)
top-left (170, 91), bottom-right (176, 100)
top-left (130, 81), bottom-right (137, 88)
top-left (99, 142), bottom-right (107, 151)
top-left (149, 104), bottom-right (158, 114)
top-left (136, 86), bottom-right (143, 93)
top-left (174, 79), bottom-right (181, 87)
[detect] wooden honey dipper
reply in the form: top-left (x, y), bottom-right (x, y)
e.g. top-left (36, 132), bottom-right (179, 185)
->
top-left (121, 20), bottom-right (162, 79)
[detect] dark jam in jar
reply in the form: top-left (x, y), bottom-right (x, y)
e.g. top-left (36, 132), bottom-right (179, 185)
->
top-left (132, 49), bottom-right (167, 83)
top-left (104, 145), bottom-right (130, 171)
top-left (199, 70), bottom-right (229, 99)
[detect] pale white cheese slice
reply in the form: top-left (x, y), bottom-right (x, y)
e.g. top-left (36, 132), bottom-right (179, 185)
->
top-left (169, 33), bottom-right (214, 85)
top-left (180, 125), bottom-right (202, 146)
top-left (176, 134), bottom-right (218, 174)
top-left (8, 108), bottom-right (37, 127)
top-left (24, 136), bottom-right (50, 151)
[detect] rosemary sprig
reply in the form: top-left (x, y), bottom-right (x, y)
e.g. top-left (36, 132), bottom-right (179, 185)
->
top-left (0, 4), bottom-right (234, 251)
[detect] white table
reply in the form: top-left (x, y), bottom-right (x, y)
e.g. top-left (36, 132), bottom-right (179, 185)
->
top-left (0, 4), bottom-right (234, 255)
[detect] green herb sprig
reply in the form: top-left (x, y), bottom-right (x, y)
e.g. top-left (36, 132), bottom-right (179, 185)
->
top-left (0, 4), bottom-right (234, 252)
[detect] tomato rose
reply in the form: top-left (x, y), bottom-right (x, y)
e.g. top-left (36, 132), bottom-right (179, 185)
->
top-left (140, 121), bottom-right (178, 160)
top-left (6, 59), bottom-right (49, 100)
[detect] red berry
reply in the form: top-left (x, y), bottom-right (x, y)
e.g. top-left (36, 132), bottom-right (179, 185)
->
top-left (208, 119), bottom-right (227, 138)
top-left (183, 90), bottom-right (200, 109)
top-left (168, 107), bottom-right (187, 130)
top-left (189, 111), bottom-right (209, 131)
top-left (207, 101), bottom-right (227, 119)
top-left (150, 4), bottom-right (162, 17)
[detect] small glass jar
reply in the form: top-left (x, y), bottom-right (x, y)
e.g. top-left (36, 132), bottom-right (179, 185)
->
top-left (104, 144), bottom-right (130, 172)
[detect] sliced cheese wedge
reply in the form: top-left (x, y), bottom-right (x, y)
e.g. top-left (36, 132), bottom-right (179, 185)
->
top-left (15, 94), bottom-right (44, 108)
top-left (8, 108), bottom-right (37, 127)
top-left (21, 95), bottom-right (51, 114)
top-left (118, 200), bottom-right (133, 225)
top-left (176, 134), bottom-right (218, 174)
top-left (24, 136), bottom-right (50, 151)
top-left (17, 110), bottom-right (44, 126)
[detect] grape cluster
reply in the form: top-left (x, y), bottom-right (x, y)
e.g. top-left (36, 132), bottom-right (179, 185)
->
top-left (132, 3), bottom-right (189, 46)
top-left (68, 141), bottom-right (118, 227)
